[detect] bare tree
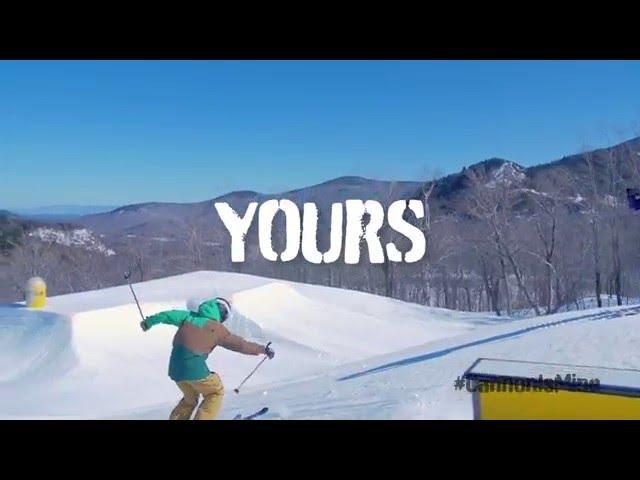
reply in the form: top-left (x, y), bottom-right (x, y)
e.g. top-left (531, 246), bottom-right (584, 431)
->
top-left (466, 167), bottom-right (541, 316)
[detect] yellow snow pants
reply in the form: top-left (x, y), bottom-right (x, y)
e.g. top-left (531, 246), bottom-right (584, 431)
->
top-left (170, 373), bottom-right (225, 420)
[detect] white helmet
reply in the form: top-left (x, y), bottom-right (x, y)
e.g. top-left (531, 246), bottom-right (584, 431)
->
top-left (215, 297), bottom-right (232, 323)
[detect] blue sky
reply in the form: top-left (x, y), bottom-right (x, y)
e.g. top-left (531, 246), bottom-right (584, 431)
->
top-left (2, 60), bottom-right (640, 209)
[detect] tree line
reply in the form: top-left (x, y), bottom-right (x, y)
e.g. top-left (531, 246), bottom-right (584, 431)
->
top-left (3, 142), bottom-right (640, 316)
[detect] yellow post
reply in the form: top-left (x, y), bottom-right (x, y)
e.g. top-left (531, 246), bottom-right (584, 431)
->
top-left (26, 277), bottom-right (47, 309)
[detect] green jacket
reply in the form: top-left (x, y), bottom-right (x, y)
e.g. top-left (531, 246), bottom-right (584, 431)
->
top-left (144, 299), bottom-right (264, 382)
top-left (144, 299), bottom-right (222, 329)
top-left (145, 300), bottom-right (222, 381)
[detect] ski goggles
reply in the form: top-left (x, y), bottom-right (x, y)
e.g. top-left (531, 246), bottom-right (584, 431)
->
top-left (216, 297), bottom-right (232, 323)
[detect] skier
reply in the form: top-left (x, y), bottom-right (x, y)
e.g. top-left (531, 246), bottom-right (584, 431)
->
top-left (140, 297), bottom-right (274, 420)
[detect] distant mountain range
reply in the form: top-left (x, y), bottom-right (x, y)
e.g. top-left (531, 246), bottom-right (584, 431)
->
top-left (5, 136), bottom-right (640, 255)
top-left (12, 205), bottom-right (119, 222)
top-left (76, 136), bottom-right (640, 243)
top-left (78, 176), bottom-right (423, 242)
top-left (4, 136), bottom-right (640, 306)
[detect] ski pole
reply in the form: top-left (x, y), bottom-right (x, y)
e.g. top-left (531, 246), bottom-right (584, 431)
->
top-left (234, 342), bottom-right (271, 394)
top-left (124, 270), bottom-right (145, 321)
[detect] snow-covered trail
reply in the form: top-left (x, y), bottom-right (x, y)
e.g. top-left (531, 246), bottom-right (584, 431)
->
top-left (339, 304), bottom-right (640, 381)
top-left (238, 304), bottom-right (640, 420)
top-left (0, 309), bottom-right (76, 385)
top-left (120, 302), bottom-right (640, 420)
top-left (3, 270), bottom-right (638, 419)
top-left (0, 271), bottom-right (503, 419)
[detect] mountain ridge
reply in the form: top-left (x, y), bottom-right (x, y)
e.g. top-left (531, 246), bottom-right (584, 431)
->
top-left (76, 135), bottom-right (640, 240)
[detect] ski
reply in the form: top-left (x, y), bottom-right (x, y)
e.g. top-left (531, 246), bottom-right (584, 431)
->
top-left (233, 407), bottom-right (269, 420)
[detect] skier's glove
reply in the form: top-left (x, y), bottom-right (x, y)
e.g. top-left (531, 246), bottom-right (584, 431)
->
top-left (140, 319), bottom-right (150, 332)
top-left (265, 343), bottom-right (275, 360)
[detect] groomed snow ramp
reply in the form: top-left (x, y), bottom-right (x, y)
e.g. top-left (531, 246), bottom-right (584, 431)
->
top-left (231, 282), bottom-right (475, 362)
top-left (0, 307), bottom-right (76, 385)
top-left (0, 271), bottom-right (510, 419)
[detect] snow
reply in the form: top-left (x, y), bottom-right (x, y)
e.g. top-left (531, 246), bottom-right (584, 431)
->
top-left (603, 194), bottom-right (617, 207)
top-left (555, 295), bottom-right (640, 312)
top-left (486, 162), bottom-right (526, 188)
top-left (1, 270), bottom-right (639, 419)
top-left (29, 227), bottom-right (115, 256)
top-left (216, 304), bottom-right (640, 420)
top-left (231, 282), bottom-right (479, 363)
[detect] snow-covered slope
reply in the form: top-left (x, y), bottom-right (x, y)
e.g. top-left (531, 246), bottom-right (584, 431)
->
top-left (28, 227), bottom-right (115, 256)
top-left (231, 282), bottom-right (483, 362)
top-left (159, 303), bottom-right (640, 420)
top-left (0, 271), bottom-right (499, 419)
top-left (2, 270), bottom-right (638, 419)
